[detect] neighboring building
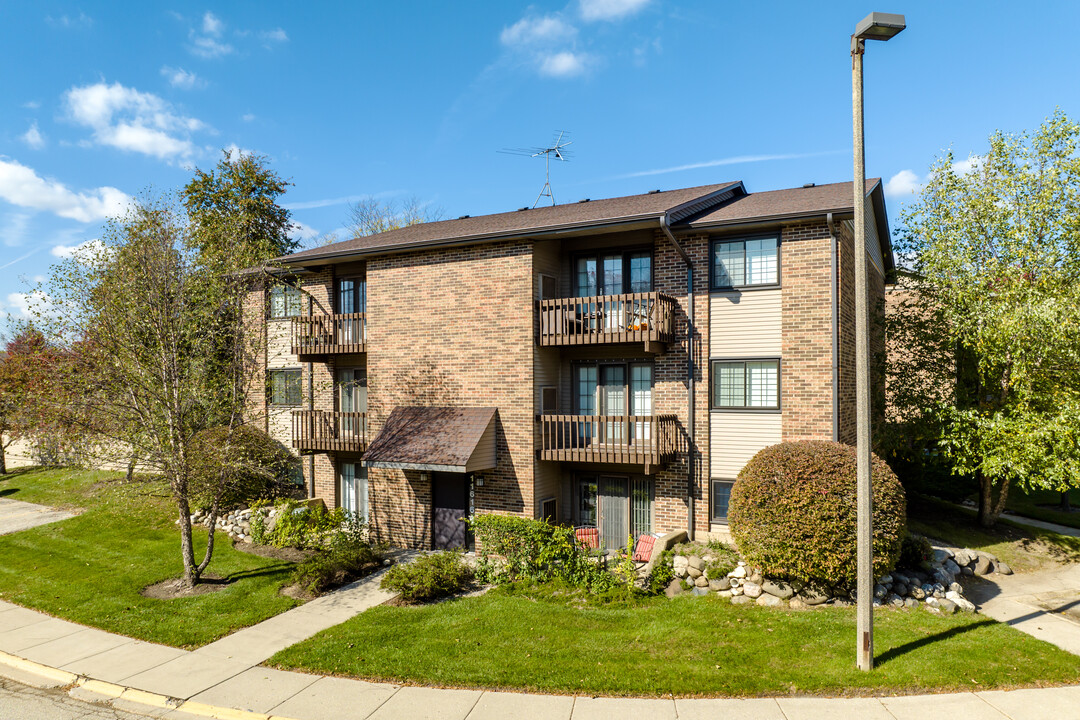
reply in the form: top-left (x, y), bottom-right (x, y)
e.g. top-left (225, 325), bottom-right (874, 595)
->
top-left (245, 179), bottom-right (892, 551)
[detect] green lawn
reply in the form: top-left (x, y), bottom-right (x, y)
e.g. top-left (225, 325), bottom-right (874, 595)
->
top-left (269, 588), bottom-right (1080, 697)
top-left (907, 494), bottom-right (1080, 572)
top-left (0, 466), bottom-right (299, 648)
top-left (1003, 487), bottom-right (1080, 530)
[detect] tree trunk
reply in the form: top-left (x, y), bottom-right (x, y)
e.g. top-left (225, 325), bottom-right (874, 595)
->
top-left (977, 472), bottom-right (1010, 528)
top-left (197, 498), bottom-right (219, 576)
top-left (1061, 491), bottom-right (1072, 512)
top-left (0, 443), bottom-right (6, 475)
top-left (177, 496), bottom-right (199, 588)
top-left (125, 453), bottom-right (137, 482)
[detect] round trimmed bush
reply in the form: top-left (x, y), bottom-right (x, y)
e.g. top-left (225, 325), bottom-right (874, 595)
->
top-left (189, 424), bottom-right (298, 508)
top-left (728, 440), bottom-right (906, 588)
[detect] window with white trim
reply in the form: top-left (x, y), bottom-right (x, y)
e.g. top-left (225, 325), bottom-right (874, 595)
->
top-left (269, 283), bottom-right (302, 318)
top-left (711, 360), bottom-right (779, 410)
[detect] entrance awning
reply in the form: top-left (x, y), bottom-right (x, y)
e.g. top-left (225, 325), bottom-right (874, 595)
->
top-left (361, 406), bottom-right (497, 473)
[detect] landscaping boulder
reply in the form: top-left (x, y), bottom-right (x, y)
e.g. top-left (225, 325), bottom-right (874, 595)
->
top-left (709, 578), bottom-right (730, 592)
top-left (756, 594), bottom-right (783, 607)
top-left (688, 555), bottom-right (705, 571)
top-left (731, 595), bottom-right (752, 605)
top-left (974, 555), bottom-right (992, 576)
top-left (743, 581), bottom-right (763, 599)
top-left (762, 579), bottom-right (794, 599)
top-left (665, 579), bottom-right (684, 598)
top-left (997, 562), bottom-right (1013, 575)
top-left (694, 575), bottom-right (709, 588)
top-left (797, 588), bottom-right (830, 606)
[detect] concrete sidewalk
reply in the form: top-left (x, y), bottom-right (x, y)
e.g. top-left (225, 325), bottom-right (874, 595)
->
top-left (966, 562), bottom-right (1080, 655)
top-left (1001, 512), bottom-right (1080, 538)
top-left (0, 598), bottom-right (1078, 719)
top-left (0, 498), bottom-right (76, 535)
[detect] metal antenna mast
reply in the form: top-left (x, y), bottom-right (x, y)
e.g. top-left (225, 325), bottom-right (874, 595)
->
top-left (499, 131), bottom-right (573, 207)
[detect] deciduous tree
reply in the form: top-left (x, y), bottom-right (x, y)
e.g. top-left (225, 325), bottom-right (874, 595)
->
top-left (890, 110), bottom-right (1080, 526)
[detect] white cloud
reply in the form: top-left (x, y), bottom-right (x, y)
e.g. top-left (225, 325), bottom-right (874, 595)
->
top-left (884, 169), bottom-right (922, 199)
top-left (3, 290), bottom-right (48, 320)
top-left (288, 221), bottom-right (319, 242)
top-left (50, 237), bottom-right (104, 260)
top-left (614, 151), bottom-right (840, 180)
top-left (579, 0), bottom-right (650, 21)
top-left (885, 158), bottom-right (979, 200)
top-left (22, 100), bottom-right (40, 110)
top-left (189, 12), bottom-right (234, 58)
top-left (500, 16), bottom-right (577, 47)
top-left (241, 113), bottom-right (255, 123)
top-left (161, 66), bottom-right (204, 90)
top-left (539, 52), bottom-right (589, 77)
top-left (0, 157), bottom-right (129, 222)
top-left (45, 12), bottom-right (93, 29)
top-left (64, 82), bottom-right (208, 160)
top-left (1, 212), bottom-right (32, 247)
top-left (224, 144), bottom-right (255, 161)
top-left (20, 123), bottom-right (45, 150)
top-left (260, 28), bottom-right (288, 43)
top-left (202, 11), bottom-right (223, 36)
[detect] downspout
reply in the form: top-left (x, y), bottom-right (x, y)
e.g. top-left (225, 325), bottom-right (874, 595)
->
top-left (827, 212), bottom-right (840, 442)
top-left (659, 213), bottom-right (695, 541)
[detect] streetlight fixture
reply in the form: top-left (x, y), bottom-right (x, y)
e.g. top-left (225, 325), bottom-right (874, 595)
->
top-left (851, 10), bottom-right (905, 673)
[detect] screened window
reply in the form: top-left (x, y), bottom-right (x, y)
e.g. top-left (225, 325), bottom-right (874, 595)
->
top-left (711, 236), bottom-right (778, 288)
top-left (269, 369), bottom-right (302, 406)
top-left (712, 480), bottom-right (734, 522)
top-left (269, 283), bottom-right (302, 318)
top-left (711, 360), bottom-right (779, 410)
top-left (574, 251), bottom-right (651, 296)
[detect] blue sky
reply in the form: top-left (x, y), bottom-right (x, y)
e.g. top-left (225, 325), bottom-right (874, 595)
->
top-left (3, 1), bottom-right (1080, 328)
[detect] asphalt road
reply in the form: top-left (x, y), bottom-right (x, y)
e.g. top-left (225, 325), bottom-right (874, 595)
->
top-left (0, 677), bottom-right (150, 720)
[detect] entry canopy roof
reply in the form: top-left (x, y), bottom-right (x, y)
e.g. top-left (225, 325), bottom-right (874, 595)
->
top-left (361, 406), bottom-right (498, 473)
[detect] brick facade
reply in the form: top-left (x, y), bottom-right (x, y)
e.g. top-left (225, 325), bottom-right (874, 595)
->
top-left (240, 184), bottom-right (891, 551)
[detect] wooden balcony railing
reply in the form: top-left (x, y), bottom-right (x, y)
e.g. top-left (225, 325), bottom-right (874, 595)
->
top-left (291, 313), bottom-right (366, 357)
top-left (538, 292), bottom-right (677, 353)
top-left (292, 410), bottom-right (368, 453)
top-left (538, 414), bottom-right (682, 474)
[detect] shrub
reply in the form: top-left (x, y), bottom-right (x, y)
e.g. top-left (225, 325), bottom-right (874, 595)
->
top-left (468, 514), bottom-right (618, 593)
top-left (253, 499), bottom-right (348, 550)
top-left (728, 440), bottom-right (906, 588)
top-left (898, 533), bottom-right (933, 570)
top-left (291, 513), bottom-right (382, 595)
top-left (645, 549), bottom-right (675, 593)
top-left (380, 551), bottom-right (474, 603)
top-left (189, 425), bottom-right (298, 509)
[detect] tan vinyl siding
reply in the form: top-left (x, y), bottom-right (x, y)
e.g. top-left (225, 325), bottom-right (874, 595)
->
top-left (710, 412), bottom-right (782, 478)
top-left (709, 289), bottom-right (782, 357)
top-left (849, 209), bottom-right (885, 278)
top-left (267, 405), bottom-right (292, 447)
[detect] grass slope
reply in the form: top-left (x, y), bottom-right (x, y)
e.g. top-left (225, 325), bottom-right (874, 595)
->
top-left (269, 589), bottom-right (1080, 697)
top-left (908, 495), bottom-right (1080, 572)
top-left (1004, 487), bottom-right (1080, 531)
top-left (0, 467), bottom-right (298, 648)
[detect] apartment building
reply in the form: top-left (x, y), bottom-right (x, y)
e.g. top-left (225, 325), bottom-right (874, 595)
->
top-left (246, 178), bottom-right (892, 551)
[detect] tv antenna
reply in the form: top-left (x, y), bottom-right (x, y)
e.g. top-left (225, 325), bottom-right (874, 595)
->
top-left (499, 131), bottom-right (573, 207)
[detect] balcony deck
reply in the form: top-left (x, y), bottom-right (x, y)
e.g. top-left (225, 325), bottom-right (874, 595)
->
top-left (538, 414), bottom-right (682, 474)
top-left (291, 313), bottom-right (366, 357)
top-left (292, 410), bottom-right (368, 453)
top-left (538, 292), bottom-right (677, 353)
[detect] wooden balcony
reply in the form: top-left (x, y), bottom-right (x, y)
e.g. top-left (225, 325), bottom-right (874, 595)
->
top-left (538, 414), bottom-right (682, 474)
top-left (538, 292), bottom-right (677, 353)
top-left (291, 313), bottom-right (366, 357)
top-left (292, 410), bottom-right (368, 453)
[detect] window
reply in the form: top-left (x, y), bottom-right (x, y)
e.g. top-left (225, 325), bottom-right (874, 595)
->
top-left (711, 236), bottom-right (779, 288)
top-left (269, 369), bottom-right (302, 406)
top-left (269, 283), bottom-right (302, 318)
top-left (339, 462), bottom-right (368, 520)
top-left (711, 360), bottom-right (779, 410)
top-left (573, 250), bottom-right (652, 296)
top-left (711, 480), bottom-right (734, 522)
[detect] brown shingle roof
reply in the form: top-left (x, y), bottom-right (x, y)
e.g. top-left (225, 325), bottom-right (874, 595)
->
top-left (686, 179), bottom-right (881, 227)
top-left (361, 406), bottom-right (497, 473)
top-left (280, 182), bottom-right (742, 263)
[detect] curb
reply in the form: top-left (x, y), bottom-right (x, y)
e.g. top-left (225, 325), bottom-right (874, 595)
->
top-left (0, 649), bottom-right (300, 720)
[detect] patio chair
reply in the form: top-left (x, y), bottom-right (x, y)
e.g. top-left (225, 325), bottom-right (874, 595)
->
top-left (632, 534), bottom-right (656, 565)
top-left (574, 526), bottom-right (600, 551)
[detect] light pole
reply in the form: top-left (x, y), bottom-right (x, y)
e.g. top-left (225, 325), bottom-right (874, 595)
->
top-left (851, 10), bottom-right (905, 672)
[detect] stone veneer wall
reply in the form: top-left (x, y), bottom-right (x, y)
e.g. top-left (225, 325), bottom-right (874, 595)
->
top-left (364, 240), bottom-right (535, 549)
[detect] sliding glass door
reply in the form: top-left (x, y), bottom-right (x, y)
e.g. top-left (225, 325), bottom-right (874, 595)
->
top-left (577, 475), bottom-right (653, 551)
top-left (574, 363), bottom-right (653, 447)
top-left (337, 277), bottom-right (366, 344)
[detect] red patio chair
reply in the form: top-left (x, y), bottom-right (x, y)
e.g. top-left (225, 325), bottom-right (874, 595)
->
top-left (574, 526), bottom-right (600, 551)
top-left (632, 534), bottom-right (656, 564)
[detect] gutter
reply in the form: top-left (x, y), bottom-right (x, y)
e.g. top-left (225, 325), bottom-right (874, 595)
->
top-left (827, 212), bottom-right (840, 442)
top-left (659, 213), bottom-right (696, 541)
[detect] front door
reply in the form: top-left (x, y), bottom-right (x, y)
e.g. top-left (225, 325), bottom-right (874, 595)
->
top-left (432, 472), bottom-right (469, 550)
